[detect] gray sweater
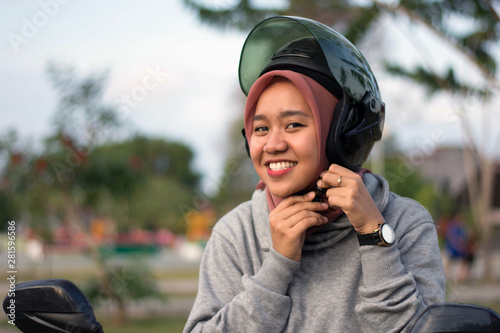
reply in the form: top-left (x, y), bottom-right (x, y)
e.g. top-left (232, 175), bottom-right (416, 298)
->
top-left (184, 173), bottom-right (446, 333)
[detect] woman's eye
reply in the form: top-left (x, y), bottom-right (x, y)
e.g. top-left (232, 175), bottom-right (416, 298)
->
top-left (254, 126), bottom-right (268, 133)
top-left (287, 122), bottom-right (304, 129)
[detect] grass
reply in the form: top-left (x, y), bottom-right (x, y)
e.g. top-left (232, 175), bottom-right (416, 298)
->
top-left (153, 268), bottom-right (199, 280)
top-left (474, 301), bottom-right (500, 314)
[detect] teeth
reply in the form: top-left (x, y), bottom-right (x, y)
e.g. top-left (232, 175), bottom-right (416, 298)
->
top-left (269, 161), bottom-right (297, 171)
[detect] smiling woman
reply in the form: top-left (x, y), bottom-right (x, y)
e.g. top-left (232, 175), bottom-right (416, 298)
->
top-left (184, 16), bottom-right (446, 333)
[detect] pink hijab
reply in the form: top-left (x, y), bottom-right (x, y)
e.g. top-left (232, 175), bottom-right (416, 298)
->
top-left (244, 70), bottom-right (343, 220)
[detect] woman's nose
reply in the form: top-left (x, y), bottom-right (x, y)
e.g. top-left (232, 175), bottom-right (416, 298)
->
top-left (264, 130), bottom-right (287, 153)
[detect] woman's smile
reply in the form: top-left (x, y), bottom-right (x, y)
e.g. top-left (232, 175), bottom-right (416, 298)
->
top-left (266, 161), bottom-right (298, 177)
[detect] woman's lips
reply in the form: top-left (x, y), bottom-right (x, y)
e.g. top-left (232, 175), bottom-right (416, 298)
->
top-left (266, 161), bottom-right (297, 177)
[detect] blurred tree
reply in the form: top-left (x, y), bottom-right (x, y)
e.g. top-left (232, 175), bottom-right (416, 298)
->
top-left (46, 62), bottom-right (121, 147)
top-left (184, 0), bottom-right (497, 94)
top-left (84, 259), bottom-right (164, 325)
top-left (39, 63), bottom-right (200, 235)
top-left (122, 135), bottom-right (200, 188)
top-left (85, 135), bottom-right (201, 233)
top-left (376, 153), bottom-right (454, 220)
top-left (0, 62), bottom-right (202, 322)
top-left (372, 1), bottom-right (500, 282)
top-left (0, 129), bottom-right (23, 231)
top-left (35, 64), bottom-right (122, 253)
top-left (183, 0), bottom-right (374, 38)
top-left (211, 115), bottom-right (260, 216)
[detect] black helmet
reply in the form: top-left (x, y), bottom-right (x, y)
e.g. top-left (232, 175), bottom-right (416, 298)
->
top-left (239, 16), bottom-right (385, 171)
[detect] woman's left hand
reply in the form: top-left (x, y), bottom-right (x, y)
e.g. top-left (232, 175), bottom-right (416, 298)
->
top-left (316, 164), bottom-right (383, 234)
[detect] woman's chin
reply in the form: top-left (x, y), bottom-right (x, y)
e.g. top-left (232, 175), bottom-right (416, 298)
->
top-left (268, 185), bottom-right (305, 198)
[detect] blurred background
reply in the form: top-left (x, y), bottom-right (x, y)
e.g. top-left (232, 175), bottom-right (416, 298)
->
top-left (1, 0), bottom-right (500, 332)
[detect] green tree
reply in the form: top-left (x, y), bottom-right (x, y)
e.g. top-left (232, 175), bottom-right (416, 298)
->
top-left (84, 135), bottom-right (200, 233)
top-left (211, 116), bottom-right (260, 216)
top-left (0, 130), bottom-right (23, 231)
top-left (47, 62), bottom-right (121, 146)
top-left (376, 153), bottom-right (452, 219)
top-left (0, 62), bottom-right (203, 323)
top-left (84, 259), bottom-right (164, 325)
top-left (185, 0), bottom-right (498, 93)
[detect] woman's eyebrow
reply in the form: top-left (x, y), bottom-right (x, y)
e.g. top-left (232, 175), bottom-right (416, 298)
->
top-left (253, 114), bottom-right (267, 122)
top-left (279, 110), bottom-right (310, 118)
top-left (253, 110), bottom-right (310, 122)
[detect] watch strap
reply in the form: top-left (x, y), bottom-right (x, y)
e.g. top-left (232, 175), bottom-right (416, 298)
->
top-left (357, 230), bottom-right (381, 246)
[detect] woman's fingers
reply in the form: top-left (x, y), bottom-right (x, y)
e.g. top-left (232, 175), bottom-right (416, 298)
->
top-left (271, 199), bottom-right (329, 231)
top-left (274, 209), bottom-right (328, 231)
top-left (270, 191), bottom-right (330, 261)
top-left (317, 164), bottom-right (362, 189)
top-left (317, 164), bottom-right (383, 234)
top-left (270, 211), bottom-right (329, 261)
top-left (271, 192), bottom-right (329, 219)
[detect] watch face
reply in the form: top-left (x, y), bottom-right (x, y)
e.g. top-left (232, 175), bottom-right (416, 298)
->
top-left (381, 224), bottom-right (395, 244)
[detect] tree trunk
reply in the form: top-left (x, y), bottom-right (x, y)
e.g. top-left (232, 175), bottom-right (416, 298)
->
top-left (480, 158), bottom-right (495, 281)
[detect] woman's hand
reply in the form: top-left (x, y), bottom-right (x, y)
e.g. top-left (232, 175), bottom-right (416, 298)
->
top-left (317, 164), bottom-right (383, 234)
top-left (269, 192), bottom-right (329, 261)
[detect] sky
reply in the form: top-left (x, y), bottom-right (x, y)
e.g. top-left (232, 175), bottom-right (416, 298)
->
top-left (1, 0), bottom-right (499, 192)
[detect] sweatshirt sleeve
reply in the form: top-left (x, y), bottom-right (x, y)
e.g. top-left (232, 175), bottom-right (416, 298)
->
top-left (355, 198), bottom-right (446, 333)
top-left (183, 228), bottom-right (300, 333)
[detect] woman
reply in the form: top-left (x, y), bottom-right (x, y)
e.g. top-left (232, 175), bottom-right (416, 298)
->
top-left (184, 16), bottom-right (445, 333)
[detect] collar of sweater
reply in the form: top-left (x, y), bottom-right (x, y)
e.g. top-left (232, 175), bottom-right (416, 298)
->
top-left (252, 173), bottom-right (390, 251)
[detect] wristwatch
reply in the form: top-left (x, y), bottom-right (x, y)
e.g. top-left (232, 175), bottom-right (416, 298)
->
top-left (357, 223), bottom-right (395, 246)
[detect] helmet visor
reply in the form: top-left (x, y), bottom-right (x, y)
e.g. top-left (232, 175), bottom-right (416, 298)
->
top-left (239, 16), bottom-right (381, 101)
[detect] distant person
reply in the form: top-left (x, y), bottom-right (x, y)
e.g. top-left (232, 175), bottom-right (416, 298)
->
top-left (463, 226), bottom-right (477, 280)
top-left (184, 16), bottom-right (445, 332)
top-left (444, 215), bottom-right (476, 282)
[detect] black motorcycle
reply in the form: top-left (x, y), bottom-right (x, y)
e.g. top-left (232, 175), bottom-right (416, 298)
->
top-left (3, 278), bottom-right (500, 332)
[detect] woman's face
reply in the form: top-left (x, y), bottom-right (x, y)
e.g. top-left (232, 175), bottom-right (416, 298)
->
top-left (250, 78), bottom-right (319, 198)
